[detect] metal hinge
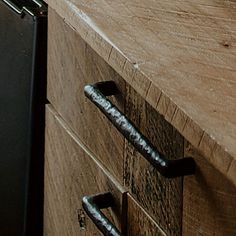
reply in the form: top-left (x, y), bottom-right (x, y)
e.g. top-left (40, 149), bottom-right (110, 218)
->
top-left (1, 0), bottom-right (47, 16)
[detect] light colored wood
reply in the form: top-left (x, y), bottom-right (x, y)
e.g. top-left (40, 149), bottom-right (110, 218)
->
top-left (44, 105), bottom-right (126, 236)
top-left (47, 8), bottom-right (125, 183)
top-left (124, 85), bottom-right (183, 236)
top-left (183, 142), bottom-right (236, 236)
top-left (127, 194), bottom-right (166, 236)
top-left (45, 0), bottom-right (236, 186)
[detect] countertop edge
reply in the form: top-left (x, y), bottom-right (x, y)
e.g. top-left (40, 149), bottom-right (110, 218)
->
top-left (45, 0), bottom-right (236, 186)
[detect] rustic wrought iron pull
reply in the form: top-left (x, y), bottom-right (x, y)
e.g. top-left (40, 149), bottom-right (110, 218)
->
top-left (82, 192), bottom-right (121, 236)
top-left (84, 81), bottom-right (195, 178)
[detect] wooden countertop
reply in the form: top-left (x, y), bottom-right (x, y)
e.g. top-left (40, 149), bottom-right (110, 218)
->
top-left (45, 0), bottom-right (236, 185)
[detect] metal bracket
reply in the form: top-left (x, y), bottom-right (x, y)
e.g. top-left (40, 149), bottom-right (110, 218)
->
top-left (2, 0), bottom-right (46, 16)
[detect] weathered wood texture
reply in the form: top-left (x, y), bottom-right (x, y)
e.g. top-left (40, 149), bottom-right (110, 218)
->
top-left (127, 194), bottom-right (166, 236)
top-left (183, 142), bottom-right (236, 236)
top-left (45, 0), bottom-right (236, 186)
top-left (124, 85), bottom-right (184, 236)
top-left (44, 105), bottom-right (126, 236)
top-left (47, 9), bottom-right (125, 183)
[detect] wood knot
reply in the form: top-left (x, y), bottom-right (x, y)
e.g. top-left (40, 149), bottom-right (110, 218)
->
top-left (221, 40), bottom-right (231, 48)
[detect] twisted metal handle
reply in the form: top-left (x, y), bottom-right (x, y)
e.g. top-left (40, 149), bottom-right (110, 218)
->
top-left (82, 192), bottom-right (121, 236)
top-left (84, 81), bottom-right (195, 178)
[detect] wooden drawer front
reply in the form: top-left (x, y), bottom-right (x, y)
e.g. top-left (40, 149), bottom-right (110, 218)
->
top-left (44, 105), bottom-right (126, 236)
top-left (47, 8), bottom-right (125, 183)
top-left (127, 194), bottom-right (166, 236)
top-left (183, 143), bottom-right (236, 236)
top-left (124, 86), bottom-right (184, 236)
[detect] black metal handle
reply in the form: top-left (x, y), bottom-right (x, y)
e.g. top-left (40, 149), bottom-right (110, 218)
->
top-left (82, 192), bottom-right (121, 236)
top-left (84, 81), bottom-right (195, 178)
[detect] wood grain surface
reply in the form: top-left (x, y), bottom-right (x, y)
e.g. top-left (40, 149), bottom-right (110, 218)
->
top-left (47, 9), bottom-right (125, 183)
top-left (183, 142), bottom-right (236, 236)
top-left (45, 0), bottom-right (236, 186)
top-left (124, 85), bottom-right (184, 236)
top-left (127, 194), bottom-right (166, 236)
top-left (44, 105), bottom-right (126, 236)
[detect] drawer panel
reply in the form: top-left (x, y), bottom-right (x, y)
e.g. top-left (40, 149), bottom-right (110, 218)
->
top-left (44, 105), bottom-right (126, 236)
top-left (183, 143), bottom-right (236, 236)
top-left (127, 194), bottom-right (166, 236)
top-left (124, 85), bottom-right (184, 236)
top-left (47, 8), bottom-right (125, 183)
